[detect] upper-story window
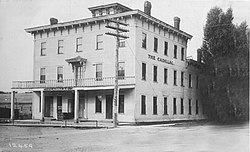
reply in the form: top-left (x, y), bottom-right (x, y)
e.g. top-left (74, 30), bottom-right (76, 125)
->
top-left (57, 67), bottom-right (63, 82)
top-left (181, 71), bottom-right (184, 87)
top-left (119, 41), bottom-right (125, 48)
top-left (189, 74), bottom-right (192, 88)
top-left (96, 34), bottom-right (103, 50)
top-left (58, 40), bottom-right (63, 54)
top-left (181, 47), bottom-right (185, 61)
top-left (154, 37), bottom-right (158, 52)
top-left (164, 41), bottom-right (168, 56)
top-left (40, 68), bottom-right (46, 83)
top-left (153, 65), bottom-right (157, 82)
top-left (102, 9), bottom-right (107, 16)
top-left (142, 32), bottom-right (147, 49)
top-left (95, 10), bottom-right (100, 17)
top-left (164, 68), bottom-right (168, 84)
top-left (96, 63), bottom-right (102, 81)
top-left (174, 45), bottom-right (177, 59)
top-left (76, 37), bottom-right (82, 52)
top-left (142, 63), bottom-right (146, 80)
top-left (118, 62), bottom-right (125, 79)
top-left (41, 42), bottom-right (46, 56)
top-left (109, 8), bottom-right (114, 14)
top-left (174, 70), bottom-right (177, 86)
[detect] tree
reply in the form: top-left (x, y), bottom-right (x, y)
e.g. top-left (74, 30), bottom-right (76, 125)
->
top-left (200, 7), bottom-right (249, 123)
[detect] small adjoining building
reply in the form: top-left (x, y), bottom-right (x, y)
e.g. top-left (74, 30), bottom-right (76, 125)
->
top-left (0, 93), bottom-right (32, 119)
top-left (11, 1), bottom-right (205, 123)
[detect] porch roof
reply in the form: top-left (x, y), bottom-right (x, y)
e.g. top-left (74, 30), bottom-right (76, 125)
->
top-left (65, 56), bottom-right (87, 64)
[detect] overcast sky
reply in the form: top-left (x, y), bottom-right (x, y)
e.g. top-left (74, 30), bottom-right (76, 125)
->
top-left (0, 0), bottom-right (249, 91)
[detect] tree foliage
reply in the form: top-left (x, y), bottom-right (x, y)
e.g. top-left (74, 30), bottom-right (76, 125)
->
top-left (200, 7), bottom-right (249, 123)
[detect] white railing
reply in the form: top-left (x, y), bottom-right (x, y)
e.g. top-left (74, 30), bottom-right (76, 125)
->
top-left (12, 76), bottom-right (135, 89)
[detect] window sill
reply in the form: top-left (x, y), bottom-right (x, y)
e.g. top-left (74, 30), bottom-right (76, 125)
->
top-left (96, 48), bottom-right (104, 51)
top-left (76, 51), bottom-right (83, 53)
top-left (95, 112), bottom-right (102, 114)
top-left (57, 53), bottom-right (64, 55)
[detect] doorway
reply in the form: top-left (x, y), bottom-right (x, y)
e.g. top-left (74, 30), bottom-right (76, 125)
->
top-left (45, 96), bottom-right (53, 117)
top-left (106, 95), bottom-right (113, 119)
top-left (57, 96), bottom-right (63, 120)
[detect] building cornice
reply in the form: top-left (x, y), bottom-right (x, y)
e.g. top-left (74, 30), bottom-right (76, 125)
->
top-left (25, 10), bottom-right (192, 39)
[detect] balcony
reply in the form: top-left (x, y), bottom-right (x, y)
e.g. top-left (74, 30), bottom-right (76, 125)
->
top-left (12, 76), bottom-right (135, 89)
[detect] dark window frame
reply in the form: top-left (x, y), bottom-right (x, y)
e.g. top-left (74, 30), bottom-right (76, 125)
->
top-left (174, 45), bottom-right (177, 59)
top-left (164, 41), bottom-right (168, 56)
top-left (164, 68), bottom-right (168, 84)
top-left (153, 65), bottom-right (158, 82)
top-left (142, 32), bottom-right (147, 49)
top-left (181, 98), bottom-right (184, 114)
top-left (181, 47), bottom-right (185, 61)
top-left (181, 71), bottom-right (184, 87)
top-left (118, 95), bottom-right (125, 113)
top-left (141, 95), bottom-right (146, 115)
top-left (164, 97), bottom-right (168, 115)
top-left (57, 67), bottom-right (63, 83)
top-left (142, 63), bottom-right (146, 80)
top-left (189, 99), bottom-right (192, 115)
top-left (153, 96), bottom-right (157, 115)
top-left (154, 37), bottom-right (158, 52)
top-left (174, 70), bottom-right (177, 86)
top-left (173, 98), bottom-right (177, 115)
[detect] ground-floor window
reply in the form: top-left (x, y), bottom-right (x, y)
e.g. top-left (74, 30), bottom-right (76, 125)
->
top-left (164, 97), bottom-right (168, 115)
top-left (95, 96), bottom-right (102, 113)
top-left (153, 96), bottom-right (157, 115)
top-left (141, 95), bottom-right (146, 115)
top-left (189, 99), bottom-right (192, 115)
top-left (118, 95), bottom-right (124, 113)
top-left (181, 98), bottom-right (184, 114)
top-left (173, 98), bottom-right (177, 114)
top-left (196, 100), bottom-right (199, 115)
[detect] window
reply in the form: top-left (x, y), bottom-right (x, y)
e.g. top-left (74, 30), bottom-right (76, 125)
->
top-left (164, 41), bottom-right (168, 56)
top-left (95, 10), bottom-right (100, 17)
top-left (153, 66), bottom-right (157, 82)
top-left (118, 95), bottom-right (124, 113)
top-left (95, 96), bottom-right (102, 113)
top-left (189, 74), bottom-right (192, 88)
top-left (119, 41), bottom-right (125, 47)
top-left (118, 62), bottom-right (125, 79)
top-left (181, 98), bottom-right (184, 114)
top-left (174, 45), bottom-right (177, 59)
top-left (154, 37), bottom-right (158, 52)
top-left (109, 8), bottom-right (114, 14)
top-left (41, 42), bottom-right (46, 56)
top-left (181, 72), bottom-right (184, 87)
top-left (96, 34), bottom-right (103, 50)
top-left (189, 99), bottom-right (192, 115)
top-left (141, 95), bottom-right (146, 115)
top-left (142, 33), bottom-right (147, 49)
top-left (196, 75), bottom-right (199, 89)
top-left (40, 68), bottom-right (45, 83)
top-left (57, 67), bottom-right (63, 82)
top-left (196, 100), bottom-right (199, 115)
top-left (164, 97), bottom-right (168, 115)
top-left (102, 9), bottom-right (107, 16)
top-left (76, 37), bottom-right (82, 52)
top-left (96, 64), bottom-right (102, 81)
top-left (174, 70), bottom-right (177, 86)
top-left (142, 63), bottom-right (146, 80)
top-left (173, 98), bottom-right (177, 114)
top-left (153, 96), bottom-right (157, 115)
top-left (181, 47), bottom-right (185, 60)
top-left (164, 68), bottom-right (168, 84)
top-left (58, 40), bottom-right (63, 54)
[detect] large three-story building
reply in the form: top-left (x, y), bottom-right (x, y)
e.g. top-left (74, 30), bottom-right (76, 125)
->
top-left (11, 2), bottom-right (205, 123)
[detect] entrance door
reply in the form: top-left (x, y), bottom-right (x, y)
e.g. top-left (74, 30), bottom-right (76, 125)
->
top-left (57, 96), bottom-right (63, 120)
top-left (75, 66), bottom-right (83, 86)
top-left (79, 94), bottom-right (85, 118)
top-left (45, 96), bottom-right (53, 117)
top-left (106, 95), bottom-right (113, 119)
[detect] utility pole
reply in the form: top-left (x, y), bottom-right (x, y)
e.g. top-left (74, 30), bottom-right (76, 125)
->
top-left (105, 19), bottom-right (129, 127)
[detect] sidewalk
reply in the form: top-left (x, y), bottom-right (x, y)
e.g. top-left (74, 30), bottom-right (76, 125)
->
top-left (0, 119), bottom-right (115, 128)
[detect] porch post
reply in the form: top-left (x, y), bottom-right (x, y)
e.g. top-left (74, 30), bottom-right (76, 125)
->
top-left (74, 89), bottom-right (79, 123)
top-left (41, 90), bottom-right (45, 122)
top-left (10, 91), bottom-right (15, 121)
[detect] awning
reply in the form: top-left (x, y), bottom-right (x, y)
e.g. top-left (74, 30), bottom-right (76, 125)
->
top-left (65, 56), bottom-right (87, 65)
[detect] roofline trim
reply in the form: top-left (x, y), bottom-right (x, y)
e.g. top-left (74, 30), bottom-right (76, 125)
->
top-left (25, 10), bottom-right (192, 39)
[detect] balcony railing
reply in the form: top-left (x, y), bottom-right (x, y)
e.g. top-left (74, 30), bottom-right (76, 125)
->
top-left (12, 76), bottom-right (135, 89)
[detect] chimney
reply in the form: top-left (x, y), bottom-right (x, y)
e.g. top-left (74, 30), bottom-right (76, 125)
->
top-left (197, 49), bottom-right (202, 62)
top-left (174, 17), bottom-right (180, 30)
top-left (50, 18), bottom-right (58, 25)
top-left (144, 1), bottom-right (152, 16)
